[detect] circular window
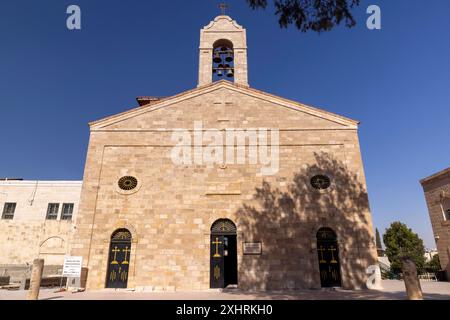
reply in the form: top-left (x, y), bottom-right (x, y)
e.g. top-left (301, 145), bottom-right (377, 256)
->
top-left (310, 175), bottom-right (331, 190)
top-left (118, 176), bottom-right (138, 191)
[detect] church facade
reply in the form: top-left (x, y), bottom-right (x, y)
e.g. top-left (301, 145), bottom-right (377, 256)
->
top-left (70, 15), bottom-right (377, 291)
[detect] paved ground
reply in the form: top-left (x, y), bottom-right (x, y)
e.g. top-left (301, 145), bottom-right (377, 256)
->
top-left (1, 280), bottom-right (449, 300)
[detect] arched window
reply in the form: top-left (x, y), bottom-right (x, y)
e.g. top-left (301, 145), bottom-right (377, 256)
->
top-left (111, 228), bottom-right (132, 241)
top-left (212, 39), bottom-right (234, 81)
top-left (211, 218), bottom-right (237, 235)
top-left (316, 227), bottom-right (337, 241)
top-left (445, 208), bottom-right (450, 221)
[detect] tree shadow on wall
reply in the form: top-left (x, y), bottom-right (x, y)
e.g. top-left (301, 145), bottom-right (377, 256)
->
top-left (236, 152), bottom-right (377, 291)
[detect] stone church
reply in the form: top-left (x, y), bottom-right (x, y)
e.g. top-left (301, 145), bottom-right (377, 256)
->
top-left (69, 14), bottom-right (378, 291)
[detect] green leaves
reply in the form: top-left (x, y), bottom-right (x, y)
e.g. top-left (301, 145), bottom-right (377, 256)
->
top-left (383, 222), bottom-right (426, 274)
top-left (246, 0), bottom-right (361, 33)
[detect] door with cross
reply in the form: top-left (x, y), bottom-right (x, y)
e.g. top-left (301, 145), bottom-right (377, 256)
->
top-left (316, 228), bottom-right (342, 288)
top-left (106, 229), bottom-right (132, 288)
top-left (210, 235), bottom-right (225, 288)
top-left (210, 219), bottom-right (238, 288)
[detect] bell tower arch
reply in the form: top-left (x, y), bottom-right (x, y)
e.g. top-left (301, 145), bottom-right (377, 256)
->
top-left (198, 15), bottom-right (248, 87)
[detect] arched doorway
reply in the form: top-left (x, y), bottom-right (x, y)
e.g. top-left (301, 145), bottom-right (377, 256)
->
top-left (210, 219), bottom-right (238, 288)
top-left (106, 229), bottom-right (132, 288)
top-left (316, 228), bottom-right (342, 288)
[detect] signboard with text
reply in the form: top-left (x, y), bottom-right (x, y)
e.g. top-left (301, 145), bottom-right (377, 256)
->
top-left (62, 256), bottom-right (83, 277)
top-left (243, 242), bottom-right (262, 255)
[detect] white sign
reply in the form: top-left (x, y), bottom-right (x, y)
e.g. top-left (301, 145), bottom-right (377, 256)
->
top-left (243, 242), bottom-right (262, 255)
top-left (62, 256), bottom-right (83, 277)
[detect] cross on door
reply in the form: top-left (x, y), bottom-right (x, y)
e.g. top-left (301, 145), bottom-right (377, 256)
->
top-left (122, 246), bottom-right (131, 265)
top-left (111, 246), bottom-right (120, 265)
top-left (212, 237), bottom-right (222, 258)
top-left (318, 246), bottom-right (326, 263)
top-left (328, 246), bottom-right (338, 264)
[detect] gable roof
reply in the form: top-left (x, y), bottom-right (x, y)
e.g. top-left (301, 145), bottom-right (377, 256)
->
top-left (89, 80), bottom-right (359, 130)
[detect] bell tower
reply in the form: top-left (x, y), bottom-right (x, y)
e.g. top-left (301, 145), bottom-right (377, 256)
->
top-left (198, 14), bottom-right (248, 87)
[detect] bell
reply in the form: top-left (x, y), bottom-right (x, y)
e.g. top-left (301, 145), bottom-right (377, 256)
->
top-left (217, 69), bottom-right (223, 77)
top-left (213, 52), bottom-right (222, 63)
top-left (226, 68), bottom-right (234, 78)
top-left (225, 52), bottom-right (233, 62)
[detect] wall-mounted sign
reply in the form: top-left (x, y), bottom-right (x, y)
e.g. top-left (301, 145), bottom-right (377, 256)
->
top-left (243, 242), bottom-right (262, 255)
top-left (62, 256), bottom-right (83, 277)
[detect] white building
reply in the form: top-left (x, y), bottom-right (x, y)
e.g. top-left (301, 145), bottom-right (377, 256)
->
top-left (424, 249), bottom-right (439, 262)
top-left (0, 179), bottom-right (82, 270)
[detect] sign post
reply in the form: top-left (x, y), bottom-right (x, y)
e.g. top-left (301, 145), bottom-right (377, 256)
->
top-left (61, 256), bottom-right (83, 291)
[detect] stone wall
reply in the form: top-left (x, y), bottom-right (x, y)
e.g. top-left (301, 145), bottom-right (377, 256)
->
top-left (0, 220), bottom-right (74, 265)
top-left (0, 181), bottom-right (82, 267)
top-left (421, 169), bottom-right (450, 278)
top-left (0, 264), bottom-right (63, 283)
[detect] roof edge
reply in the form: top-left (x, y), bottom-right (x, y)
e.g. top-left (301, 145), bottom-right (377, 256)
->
top-left (89, 80), bottom-right (360, 129)
top-left (420, 167), bottom-right (450, 185)
top-left (0, 180), bottom-right (83, 185)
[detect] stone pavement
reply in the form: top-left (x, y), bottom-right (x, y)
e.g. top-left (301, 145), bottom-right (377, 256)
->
top-left (0, 280), bottom-right (449, 300)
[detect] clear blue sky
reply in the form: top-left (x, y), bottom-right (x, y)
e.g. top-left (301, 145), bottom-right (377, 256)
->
top-left (1, 0), bottom-right (449, 248)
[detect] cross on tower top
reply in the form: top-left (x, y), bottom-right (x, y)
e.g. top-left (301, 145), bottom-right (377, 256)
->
top-left (218, 3), bottom-right (228, 15)
top-left (198, 9), bottom-right (248, 87)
